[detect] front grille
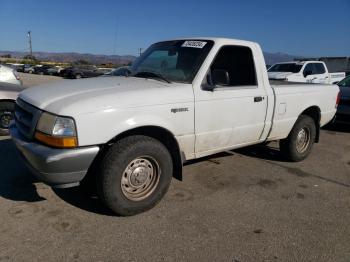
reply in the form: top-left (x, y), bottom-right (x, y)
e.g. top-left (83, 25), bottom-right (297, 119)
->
top-left (14, 98), bottom-right (42, 139)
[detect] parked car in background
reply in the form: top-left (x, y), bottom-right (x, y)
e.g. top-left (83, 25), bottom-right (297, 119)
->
top-left (25, 65), bottom-right (42, 74)
top-left (0, 65), bottom-right (22, 85)
top-left (336, 75), bottom-right (350, 123)
top-left (0, 82), bottom-right (24, 135)
top-left (98, 68), bottom-right (115, 74)
top-left (62, 65), bottom-right (104, 79)
top-left (23, 64), bottom-right (34, 73)
top-left (268, 61), bottom-right (345, 84)
top-left (46, 66), bottom-right (64, 76)
top-left (105, 66), bottom-right (131, 76)
top-left (34, 65), bottom-right (53, 75)
top-left (7, 63), bottom-right (25, 72)
top-left (58, 67), bottom-right (70, 77)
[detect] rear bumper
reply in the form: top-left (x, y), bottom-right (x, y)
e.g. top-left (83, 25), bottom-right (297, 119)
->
top-left (10, 125), bottom-right (100, 188)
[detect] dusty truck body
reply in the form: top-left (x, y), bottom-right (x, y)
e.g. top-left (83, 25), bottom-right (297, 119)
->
top-left (10, 38), bottom-right (339, 215)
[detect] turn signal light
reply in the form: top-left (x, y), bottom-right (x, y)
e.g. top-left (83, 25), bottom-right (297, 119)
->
top-left (35, 131), bottom-right (78, 148)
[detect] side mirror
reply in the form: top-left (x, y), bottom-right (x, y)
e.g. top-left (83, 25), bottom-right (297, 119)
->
top-left (303, 70), bottom-right (312, 77)
top-left (202, 74), bottom-right (215, 91)
top-left (212, 69), bottom-right (230, 86)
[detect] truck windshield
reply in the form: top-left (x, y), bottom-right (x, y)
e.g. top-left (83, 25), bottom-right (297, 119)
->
top-left (131, 40), bottom-right (214, 83)
top-left (268, 63), bottom-right (303, 73)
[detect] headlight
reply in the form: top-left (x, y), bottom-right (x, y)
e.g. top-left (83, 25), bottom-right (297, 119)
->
top-left (35, 112), bottom-right (78, 148)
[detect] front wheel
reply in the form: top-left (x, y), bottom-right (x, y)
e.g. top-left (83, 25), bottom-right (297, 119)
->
top-left (280, 115), bottom-right (316, 162)
top-left (0, 102), bottom-right (15, 136)
top-left (97, 135), bottom-right (173, 216)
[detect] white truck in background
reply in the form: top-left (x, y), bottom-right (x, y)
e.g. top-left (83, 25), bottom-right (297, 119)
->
top-left (10, 38), bottom-right (340, 216)
top-left (268, 61), bottom-right (345, 84)
top-left (0, 64), bottom-right (22, 85)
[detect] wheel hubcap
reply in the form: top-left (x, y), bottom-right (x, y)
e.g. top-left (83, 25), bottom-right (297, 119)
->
top-left (121, 156), bottom-right (160, 201)
top-left (296, 127), bottom-right (310, 153)
top-left (0, 111), bottom-right (13, 129)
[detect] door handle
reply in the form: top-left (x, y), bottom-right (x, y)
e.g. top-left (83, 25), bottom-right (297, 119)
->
top-left (254, 96), bottom-right (264, 102)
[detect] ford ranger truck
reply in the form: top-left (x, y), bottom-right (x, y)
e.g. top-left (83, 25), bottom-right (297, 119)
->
top-left (268, 61), bottom-right (346, 84)
top-left (10, 38), bottom-right (340, 216)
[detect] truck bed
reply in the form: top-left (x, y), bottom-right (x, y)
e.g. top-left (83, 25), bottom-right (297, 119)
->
top-left (269, 80), bottom-right (322, 86)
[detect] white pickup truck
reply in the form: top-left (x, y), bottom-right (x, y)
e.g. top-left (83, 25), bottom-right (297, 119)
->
top-left (268, 61), bottom-right (346, 84)
top-left (10, 38), bottom-right (339, 216)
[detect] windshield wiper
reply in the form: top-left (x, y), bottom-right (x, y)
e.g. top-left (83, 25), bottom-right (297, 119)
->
top-left (133, 71), bottom-right (171, 83)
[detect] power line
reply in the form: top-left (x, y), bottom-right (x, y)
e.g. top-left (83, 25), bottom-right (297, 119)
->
top-left (27, 31), bottom-right (32, 57)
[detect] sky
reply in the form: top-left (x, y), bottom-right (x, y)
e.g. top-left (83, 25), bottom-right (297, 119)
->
top-left (0, 0), bottom-right (349, 57)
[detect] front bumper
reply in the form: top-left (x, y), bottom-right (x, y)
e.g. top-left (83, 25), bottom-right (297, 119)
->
top-left (10, 125), bottom-right (100, 188)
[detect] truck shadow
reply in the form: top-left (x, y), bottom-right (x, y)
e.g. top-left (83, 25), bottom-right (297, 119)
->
top-left (322, 122), bottom-right (350, 133)
top-left (0, 138), bottom-right (45, 202)
top-left (234, 144), bottom-right (288, 162)
top-left (52, 185), bottom-right (115, 216)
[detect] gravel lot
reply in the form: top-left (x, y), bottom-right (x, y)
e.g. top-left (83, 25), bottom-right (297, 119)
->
top-left (0, 74), bottom-right (349, 261)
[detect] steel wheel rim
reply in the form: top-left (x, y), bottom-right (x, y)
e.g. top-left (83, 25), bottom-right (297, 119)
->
top-left (121, 156), bottom-right (160, 201)
top-left (0, 111), bottom-right (13, 129)
top-left (296, 127), bottom-right (310, 153)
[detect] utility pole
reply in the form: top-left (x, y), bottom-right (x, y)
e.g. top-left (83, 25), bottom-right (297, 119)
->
top-left (138, 48), bottom-right (143, 56)
top-left (27, 31), bottom-right (33, 58)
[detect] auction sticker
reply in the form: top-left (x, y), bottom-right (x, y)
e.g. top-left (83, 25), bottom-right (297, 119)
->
top-left (182, 41), bottom-right (207, 48)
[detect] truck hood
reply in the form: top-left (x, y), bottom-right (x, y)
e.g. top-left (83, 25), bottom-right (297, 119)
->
top-left (268, 72), bottom-right (294, 80)
top-left (19, 76), bottom-right (193, 115)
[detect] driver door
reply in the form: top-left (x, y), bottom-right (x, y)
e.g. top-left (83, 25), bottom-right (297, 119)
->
top-left (194, 45), bottom-right (268, 157)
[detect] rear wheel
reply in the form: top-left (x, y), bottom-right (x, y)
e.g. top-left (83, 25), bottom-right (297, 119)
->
top-left (75, 74), bottom-right (82, 79)
top-left (280, 115), bottom-right (316, 162)
top-left (97, 135), bottom-right (173, 216)
top-left (0, 102), bottom-right (15, 136)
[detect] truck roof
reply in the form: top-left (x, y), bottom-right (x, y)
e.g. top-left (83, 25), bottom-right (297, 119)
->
top-left (158, 37), bottom-right (259, 47)
top-left (274, 61), bottom-right (324, 65)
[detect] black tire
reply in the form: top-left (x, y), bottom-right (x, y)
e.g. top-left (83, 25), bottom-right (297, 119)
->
top-left (75, 74), bottom-right (82, 79)
top-left (97, 135), bottom-right (173, 216)
top-left (0, 101), bottom-right (15, 136)
top-left (279, 115), bottom-right (316, 162)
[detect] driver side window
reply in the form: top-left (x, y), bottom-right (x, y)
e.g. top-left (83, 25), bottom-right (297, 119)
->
top-left (303, 64), bottom-right (316, 76)
top-left (209, 45), bottom-right (257, 87)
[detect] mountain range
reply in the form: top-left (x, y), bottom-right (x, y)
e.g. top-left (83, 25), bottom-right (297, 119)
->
top-left (0, 50), bottom-right (299, 66)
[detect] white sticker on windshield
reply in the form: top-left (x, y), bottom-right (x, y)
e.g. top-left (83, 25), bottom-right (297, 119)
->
top-left (182, 41), bottom-right (207, 49)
